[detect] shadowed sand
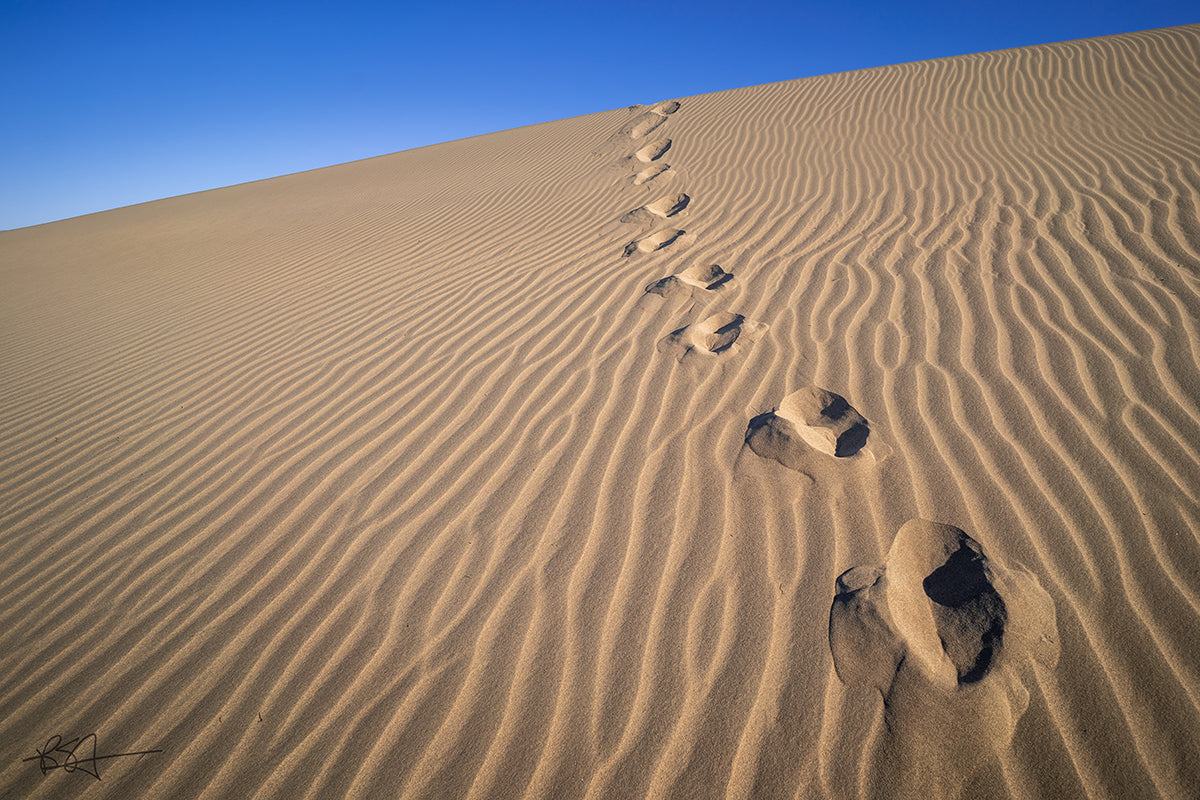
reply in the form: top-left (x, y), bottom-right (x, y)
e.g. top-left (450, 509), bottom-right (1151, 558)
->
top-left (3, 24), bottom-right (1200, 800)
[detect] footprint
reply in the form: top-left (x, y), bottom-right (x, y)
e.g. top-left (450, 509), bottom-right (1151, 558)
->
top-left (645, 192), bottom-right (690, 217)
top-left (645, 263), bottom-right (734, 297)
top-left (746, 386), bottom-right (869, 469)
top-left (622, 228), bottom-right (685, 257)
top-left (628, 113), bottom-right (667, 139)
top-left (635, 139), bottom-right (671, 163)
top-left (828, 519), bottom-right (1059, 796)
top-left (597, 101), bottom-right (681, 157)
top-left (633, 164), bottom-right (672, 185)
top-left (779, 387), bottom-right (869, 457)
top-left (657, 312), bottom-right (767, 361)
top-left (619, 192), bottom-right (691, 224)
top-left (625, 101), bottom-right (681, 139)
top-left (831, 522), bottom-right (1009, 690)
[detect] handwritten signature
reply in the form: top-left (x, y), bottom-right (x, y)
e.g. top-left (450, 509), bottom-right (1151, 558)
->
top-left (22, 734), bottom-right (162, 780)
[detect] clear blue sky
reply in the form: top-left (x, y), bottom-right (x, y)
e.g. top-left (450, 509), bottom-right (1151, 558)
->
top-left (1, 1), bottom-right (1194, 230)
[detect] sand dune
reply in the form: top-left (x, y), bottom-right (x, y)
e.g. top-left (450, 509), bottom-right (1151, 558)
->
top-left (3, 23), bottom-right (1200, 800)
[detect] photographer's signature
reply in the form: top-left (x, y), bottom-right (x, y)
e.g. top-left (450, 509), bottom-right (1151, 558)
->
top-left (22, 733), bottom-right (162, 780)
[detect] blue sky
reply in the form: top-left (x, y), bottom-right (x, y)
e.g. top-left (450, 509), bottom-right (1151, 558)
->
top-left (1, 1), bottom-right (1195, 230)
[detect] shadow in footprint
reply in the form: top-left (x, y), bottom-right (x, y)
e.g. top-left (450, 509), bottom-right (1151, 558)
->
top-left (923, 541), bottom-right (1007, 684)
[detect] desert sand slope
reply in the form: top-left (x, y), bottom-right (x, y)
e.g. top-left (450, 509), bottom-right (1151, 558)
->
top-left (3, 23), bottom-right (1200, 800)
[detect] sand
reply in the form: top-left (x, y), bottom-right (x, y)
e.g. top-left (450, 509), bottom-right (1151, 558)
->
top-left (2, 23), bottom-right (1200, 800)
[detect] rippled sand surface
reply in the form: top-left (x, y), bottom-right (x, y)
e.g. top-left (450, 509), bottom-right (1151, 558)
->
top-left (3, 24), bottom-right (1199, 799)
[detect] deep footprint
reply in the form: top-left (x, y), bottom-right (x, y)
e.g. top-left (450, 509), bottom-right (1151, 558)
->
top-left (746, 386), bottom-right (869, 469)
top-left (657, 312), bottom-right (767, 361)
top-left (830, 522), bottom-right (1008, 690)
top-left (645, 263), bottom-right (734, 297)
top-left (827, 520), bottom-right (1058, 797)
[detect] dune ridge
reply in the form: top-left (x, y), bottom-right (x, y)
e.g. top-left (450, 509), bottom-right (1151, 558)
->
top-left (3, 24), bottom-right (1200, 800)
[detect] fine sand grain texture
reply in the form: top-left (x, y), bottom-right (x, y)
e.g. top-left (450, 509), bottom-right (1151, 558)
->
top-left (3, 24), bottom-right (1200, 800)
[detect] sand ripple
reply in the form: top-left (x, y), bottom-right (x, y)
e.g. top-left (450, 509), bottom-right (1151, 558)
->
top-left (3, 24), bottom-right (1200, 800)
